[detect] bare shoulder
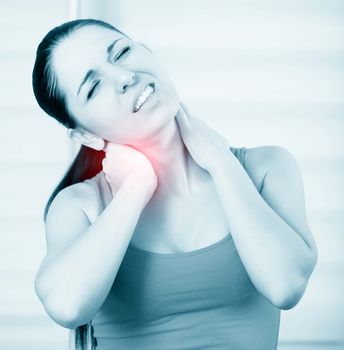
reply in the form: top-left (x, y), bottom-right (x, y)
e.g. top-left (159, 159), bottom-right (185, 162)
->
top-left (49, 178), bottom-right (100, 225)
top-left (65, 178), bottom-right (100, 219)
top-left (243, 145), bottom-right (295, 193)
top-left (59, 179), bottom-right (95, 204)
top-left (42, 179), bottom-right (100, 260)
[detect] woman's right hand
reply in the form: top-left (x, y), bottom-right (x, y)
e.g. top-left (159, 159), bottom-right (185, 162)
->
top-left (102, 142), bottom-right (158, 197)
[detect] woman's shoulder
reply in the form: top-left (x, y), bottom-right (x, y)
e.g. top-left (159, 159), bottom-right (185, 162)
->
top-left (60, 173), bottom-right (100, 200)
top-left (238, 145), bottom-right (292, 193)
top-left (55, 172), bottom-right (102, 223)
top-left (244, 145), bottom-right (294, 169)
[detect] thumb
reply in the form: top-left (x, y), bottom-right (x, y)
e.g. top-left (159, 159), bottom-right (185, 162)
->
top-left (103, 141), bottom-right (125, 153)
top-left (175, 102), bottom-right (191, 133)
top-left (103, 140), bottom-right (110, 152)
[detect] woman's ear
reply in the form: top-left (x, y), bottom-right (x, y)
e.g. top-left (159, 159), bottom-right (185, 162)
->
top-left (67, 127), bottom-right (105, 151)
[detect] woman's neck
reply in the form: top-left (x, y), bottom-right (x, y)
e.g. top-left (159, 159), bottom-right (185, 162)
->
top-left (134, 118), bottom-right (196, 200)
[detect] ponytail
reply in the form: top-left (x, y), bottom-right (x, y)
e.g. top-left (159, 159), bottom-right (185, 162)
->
top-left (69, 321), bottom-right (97, 350)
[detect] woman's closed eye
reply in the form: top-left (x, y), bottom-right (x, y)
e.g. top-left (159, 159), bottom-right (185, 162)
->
top-left (86, 47), bottom-right (131, 100)
top-left (87, 80), bottom-right (101, 100)
top-left (114, 46), bottom-right (131, 61)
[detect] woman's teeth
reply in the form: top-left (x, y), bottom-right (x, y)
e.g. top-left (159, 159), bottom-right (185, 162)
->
top-left (134, 84), bottom-right (154, 113)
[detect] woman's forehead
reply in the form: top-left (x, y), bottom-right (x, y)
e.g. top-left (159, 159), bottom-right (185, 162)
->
top-left (52, 26), bottom-right (125, 95)
top-left (54, 25), bottom-right (125, 68)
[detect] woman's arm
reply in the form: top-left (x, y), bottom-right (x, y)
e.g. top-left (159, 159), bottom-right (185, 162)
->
top-left (34, 174), bottom-right (151, 329)
top-left (208, 145), bottom-right (318, 310)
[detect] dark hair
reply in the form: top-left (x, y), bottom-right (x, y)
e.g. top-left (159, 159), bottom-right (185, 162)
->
top-left (32, 18), bottom-right (130, 223)
top-left (32, 18), bottom-right (130, 350)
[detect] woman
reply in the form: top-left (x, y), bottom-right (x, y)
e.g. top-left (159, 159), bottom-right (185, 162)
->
top-left (32, 19), bottom-right (318, 350)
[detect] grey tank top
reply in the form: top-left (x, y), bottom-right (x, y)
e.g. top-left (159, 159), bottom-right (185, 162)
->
top-left (88, 146), bottom-right (280, 350)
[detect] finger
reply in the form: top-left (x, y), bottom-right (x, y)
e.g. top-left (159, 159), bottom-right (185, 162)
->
top-left (103, 140), bottom-right (110, 152)
top-left (178, 102), bottom-right (207, 134)
top-left (101, 157), bottom-right (108, 169)
top-left (175, 103), bottom-right (191, 130)
top-left (179, 101), bottom-right (191, 118)
top-left (103, 141), bottom-right (127, 153)
top-left (180, 101), bottom-right (199, 123)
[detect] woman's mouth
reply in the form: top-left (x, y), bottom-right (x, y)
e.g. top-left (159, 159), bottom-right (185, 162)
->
top-left (133, 83), bottom-right (155, 113)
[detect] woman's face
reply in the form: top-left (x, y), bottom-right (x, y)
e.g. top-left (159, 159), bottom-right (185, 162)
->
top-left (52, 25), bottom-right (180, 146)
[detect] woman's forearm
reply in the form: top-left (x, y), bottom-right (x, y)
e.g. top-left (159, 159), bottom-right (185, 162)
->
top-left (208, 154), bottom-right (315, 309)
top-left (36, 175), bottom-right (150, 328)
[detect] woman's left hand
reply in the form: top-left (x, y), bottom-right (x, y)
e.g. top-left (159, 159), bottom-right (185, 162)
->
top-left (175, 102), bottom-right (232, 172)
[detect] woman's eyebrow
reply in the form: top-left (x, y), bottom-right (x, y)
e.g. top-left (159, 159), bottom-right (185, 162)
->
top-left (107, 37), bottom-right (125, 55)
top-left (77, 38), bottom-right (125, 97)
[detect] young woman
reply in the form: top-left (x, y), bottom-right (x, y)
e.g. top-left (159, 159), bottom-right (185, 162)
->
top-left (32, 18), bottom-right (318, 350)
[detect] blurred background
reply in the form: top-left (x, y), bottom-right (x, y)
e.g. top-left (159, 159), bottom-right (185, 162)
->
top-left (0, 0), bottom-right (343, 349)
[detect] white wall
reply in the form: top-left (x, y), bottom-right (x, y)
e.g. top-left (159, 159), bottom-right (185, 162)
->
top-left (0, 1), bottom-right (72, 349)
top-left (0, 0), bottom-right (343, 349)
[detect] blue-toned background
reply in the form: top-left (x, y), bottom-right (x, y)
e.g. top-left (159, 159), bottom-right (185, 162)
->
top-left (0, 0), bottom-right (343, 349)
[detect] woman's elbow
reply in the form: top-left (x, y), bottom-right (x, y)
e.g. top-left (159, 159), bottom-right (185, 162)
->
top-left (272, 269), bottom-right (315, 310)
top-left (272, 288), bottom-right (304, 310)
top-left (274, 249), bottom-right (318, 310)
top-left (35, 285), bottom-right (88, 329)
top-left (42, 295), bottom-right (84, 329)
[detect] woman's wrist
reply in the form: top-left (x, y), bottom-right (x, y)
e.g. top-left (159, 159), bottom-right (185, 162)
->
top-left (121, 172), bottom-right (157, 203)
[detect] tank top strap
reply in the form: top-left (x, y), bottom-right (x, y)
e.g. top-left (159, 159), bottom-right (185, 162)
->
top-left (229, 146), bottom-right (247, 169)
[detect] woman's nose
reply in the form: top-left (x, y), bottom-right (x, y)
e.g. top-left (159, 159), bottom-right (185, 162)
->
top-left (109, 67), bottom-right (136, 93)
